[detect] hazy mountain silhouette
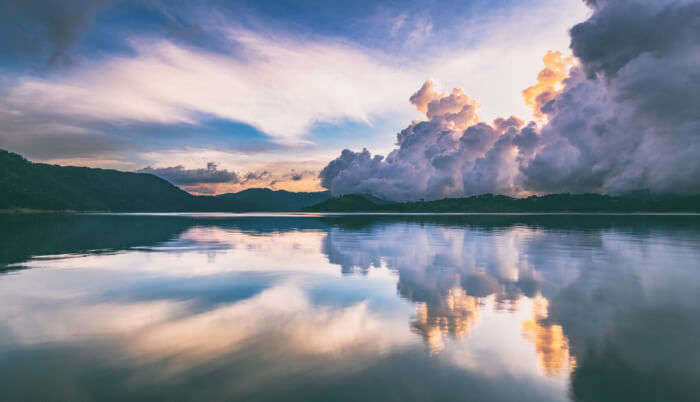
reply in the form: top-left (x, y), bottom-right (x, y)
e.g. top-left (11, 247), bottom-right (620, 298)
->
top-left (306, 193), bottom-right (700, 213)
top-left (0, 149), bottom-right (257, 212)
top-left (0, 149), bottom-right (320, 212)
top-left (3, 149), bottom-right (699, 213)
top-left (217, 188), bottom-right (331, 211)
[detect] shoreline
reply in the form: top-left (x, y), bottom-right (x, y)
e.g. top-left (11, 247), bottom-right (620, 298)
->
top-left (3, 210), bottom-right (700, 216)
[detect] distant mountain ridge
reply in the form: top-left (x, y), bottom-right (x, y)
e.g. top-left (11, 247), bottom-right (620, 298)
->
top-left (217, 188), bottom-right (331, 211)
top-left (305, 193), bottom-right (700, 213)
top-left (2, 149), bottom-right (699, 213)
top-left (0, 149), bottom-right (326, 212)
top-left (0, 149), bottom-right (260, 212)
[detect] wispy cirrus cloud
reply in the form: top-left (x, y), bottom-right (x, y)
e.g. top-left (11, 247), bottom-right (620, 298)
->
top-left (0, 0), bottom-right (590, 183)
top-left (1, 29), bottom-right (418, 144)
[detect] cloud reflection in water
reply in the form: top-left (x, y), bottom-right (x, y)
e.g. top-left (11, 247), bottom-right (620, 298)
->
top-left (1, 214), bottom-right (699, 401)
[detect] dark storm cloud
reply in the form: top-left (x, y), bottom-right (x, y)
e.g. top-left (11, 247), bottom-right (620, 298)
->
top-left (569, 0), bottom-right (700, 78)
top-left (523, 0), bottom-right (700, 194)
top-left (240, 171), bottom-right (270, 184)
top-left (137, 163), bottom-right (239, 185)
top-left (0, 0), bottom-right (111, 67)
top-left (320, 0), bottom-right (700, 200)
top-left (287, 170), bottom-right (316, 181)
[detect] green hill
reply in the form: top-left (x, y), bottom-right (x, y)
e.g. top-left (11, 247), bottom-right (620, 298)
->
top-left (0, 149), bottom-right (250, 212)
top-left (3, 149), bottom-right (699, 213)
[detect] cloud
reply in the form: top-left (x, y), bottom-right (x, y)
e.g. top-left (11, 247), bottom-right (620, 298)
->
top-left (241, 171), bottom-right (271, 184)
top-left (410, 80), bottom-right (480, 131)
top-left (523, 0), bottom-right (700, 194)
top-left (137, 162), bottom-right (239, 185)
top-left (322, 222), bottom-right (574, 355)
top-left (194, 168), bottom-right (322, 194)
top-left (521, 51), bottom-right (574, 119)
top-left (1, 282), bottom-right (414, 374)
top-left (0, 29), bottom-right (417, 144)
top-left (124, 284), bottom-right (413, 369)
top-left (0, 0), bottom-right (110, 67)
top-left (320, 0), bottom-right (700, 200)
top-left (132, 151), bottom-right (326, 194)
top-left (569, 0), bottom-right (700, 78)
top-left (0, 0), bottom-right (591, 172)
top-left (319, 78), bottom-right (531, 201)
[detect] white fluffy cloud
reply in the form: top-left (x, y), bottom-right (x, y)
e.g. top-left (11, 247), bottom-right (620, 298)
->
top-left (321, 0), bottom-right (700, 200)
top-left (320, 78), bottom-right (536, 200)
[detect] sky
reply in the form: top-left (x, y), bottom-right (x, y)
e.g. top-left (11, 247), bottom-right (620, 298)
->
top-left (1, 0), bottom-right (698, 198)
top-left (0, 0), bottom-right (590, 194)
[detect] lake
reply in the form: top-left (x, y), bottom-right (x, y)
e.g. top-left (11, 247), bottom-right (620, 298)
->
top-left (1, 213), bottom-right (699, 402)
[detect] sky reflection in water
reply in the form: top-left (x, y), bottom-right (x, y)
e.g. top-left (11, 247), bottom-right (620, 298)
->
top-left (1, 214), bottom-right (699, 402)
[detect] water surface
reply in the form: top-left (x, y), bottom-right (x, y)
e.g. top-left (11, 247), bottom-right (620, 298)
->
top-left (1, 213), bottom-right (699, 401)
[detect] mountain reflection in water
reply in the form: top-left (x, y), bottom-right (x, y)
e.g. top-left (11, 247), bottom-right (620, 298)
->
top-left (1, 213), bottom-right (699, 402)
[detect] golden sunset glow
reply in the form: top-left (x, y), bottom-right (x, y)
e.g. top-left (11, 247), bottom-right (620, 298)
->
top-left (521, 50), bottom-right (575, 120)
top-left (521, 295), bottom-right (575, 377)
top-left (410, 80), bottom-right (481, 131)
top-left (411, 288), bottom-right (481, 354)
top-left (2, 0), bottom-right (699, 400)
top-left (183, 175), bottom-right (325, 195)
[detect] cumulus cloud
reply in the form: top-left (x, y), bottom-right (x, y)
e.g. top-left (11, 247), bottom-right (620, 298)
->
top-left (521, 51), bottom-right (574, 119)
top-left (137, 162), bottom-right (239, 185)
top-left (569, 0), bottom-right (700, 78)
top-left (320, 0), bottom-right (700, 200)
top-left (319, 79), bottom-right (533, 201)
top-left (410, 80), bottom-right (480, 130)
top-left (524, 0), bottom-right (700, 194)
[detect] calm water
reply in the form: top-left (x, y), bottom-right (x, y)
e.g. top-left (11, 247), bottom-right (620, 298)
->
top-left (1, 214), bottom-right (699, 402)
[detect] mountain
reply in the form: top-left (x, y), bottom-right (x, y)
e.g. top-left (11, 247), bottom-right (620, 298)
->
top-left (306, 193), bottom-right (700, 213)
top-left (304, 194), bottom-right (390, 212)
top-left (0, 149), bottom-right (324, 212)
top-left (0, 149), bottom-right (252, 212)
top-left (217, 188), bottom-right (331, 211)
top-left (3, 149), bottom-right (699, 213)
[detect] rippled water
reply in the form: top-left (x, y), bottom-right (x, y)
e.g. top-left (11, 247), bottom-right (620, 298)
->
top-left (1, 213), bottom-right (699, 402)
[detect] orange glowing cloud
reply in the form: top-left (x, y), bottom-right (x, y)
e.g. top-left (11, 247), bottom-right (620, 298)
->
top-left (521, 296), bottom-right (576, 377)
top-left (411, 287), bottom-right (481, 354)
top-left (522, 51), bottom-right (575, 119)
top-left (410, 80), bottom-right (480, 131)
